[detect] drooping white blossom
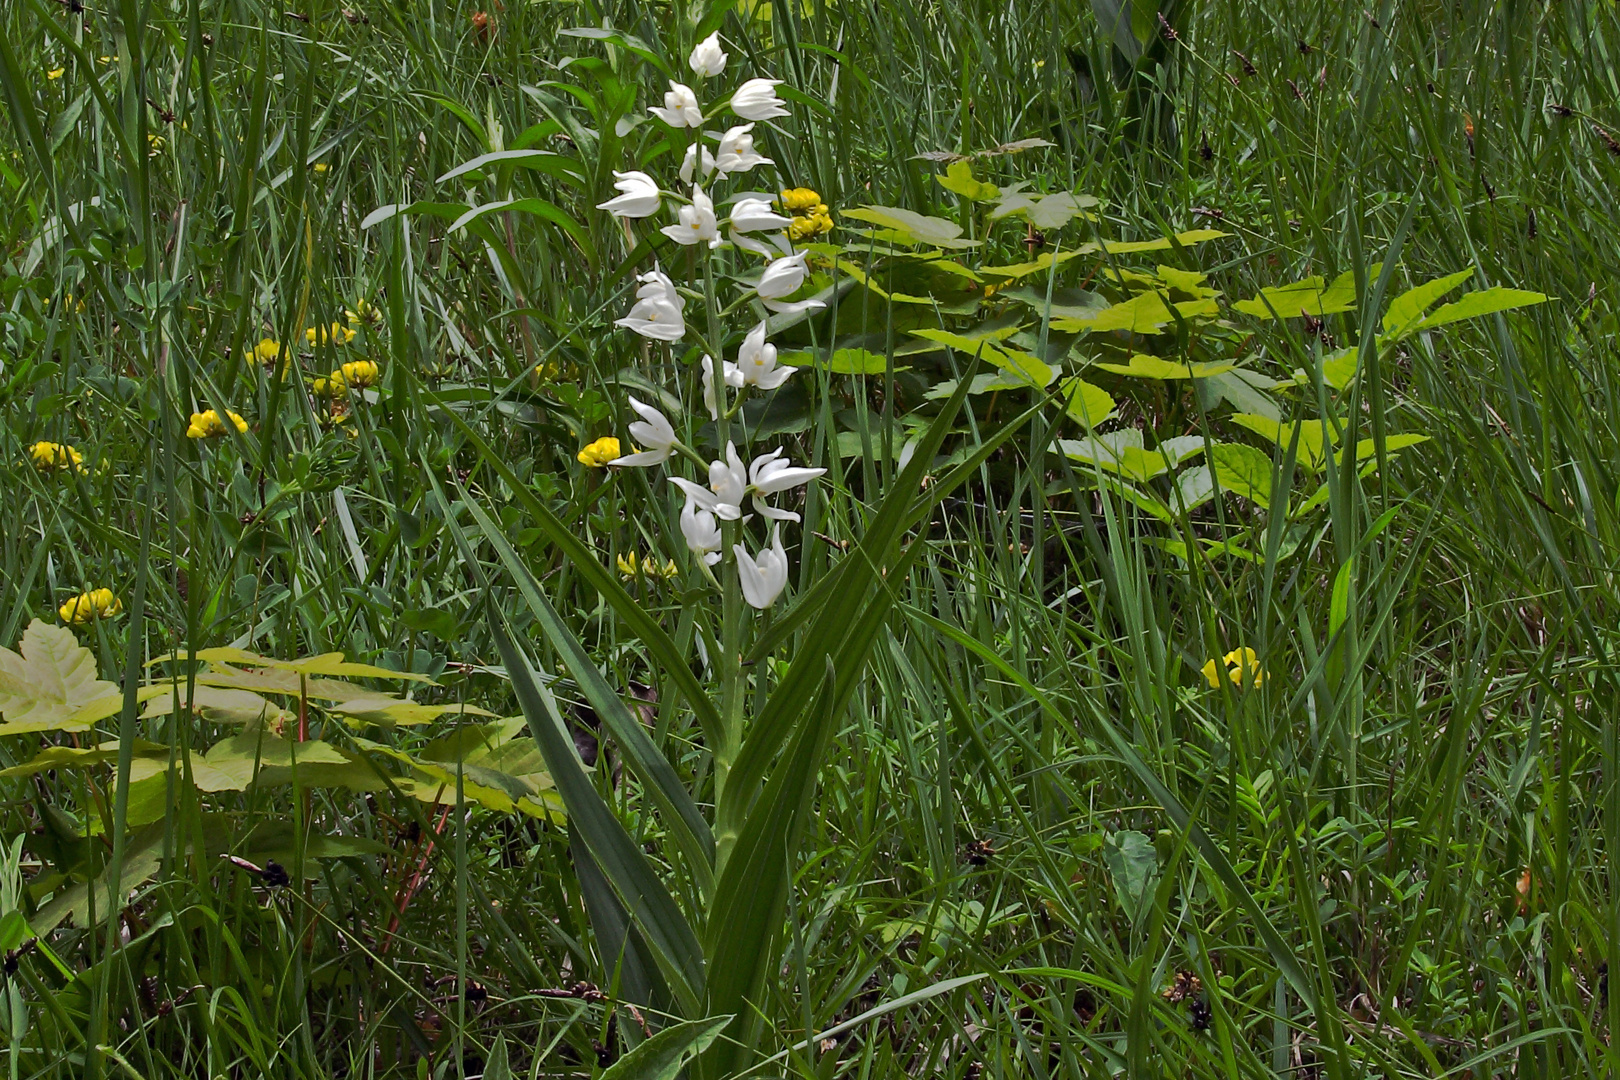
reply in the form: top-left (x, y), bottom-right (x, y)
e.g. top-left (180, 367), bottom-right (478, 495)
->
top-left (668, 442), bottom-right (747, 520)
top-left (651, 81), bottom-right (704, 128)
top-left (746, 447), bottom-right (825, 521)
top-left (756, 252), bottom-right (825, 314)
top-left (662, 185), bottom-right (721, 248)
top-left (730, 78), bottom-right (789, 122)
top-left (688, 32), bottom-right (728, 78)
top-left (735, 526), bottom-right (789, 609)
top-left (615, 270), bottom-right (686, 341)
top-left (701, 353), bottom-right (743, 419)
top-left (736, 320), bottom-right (793, 391)
top-left (715, 124), bottom-right (772, 176)
top-left (680, 142), bottom-right (717, 184)
top-left (609, 396), bottom-right (679, 466)
top-left (680, 500), bottom-right (723, 565)
top-left (729, 197), bottom-right (795, 234)
top-left (597, 170), bottom-right (662, 219)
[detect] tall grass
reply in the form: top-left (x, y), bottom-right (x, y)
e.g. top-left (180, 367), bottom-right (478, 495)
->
top-left (0, 0), bottom-right (1616, 1075)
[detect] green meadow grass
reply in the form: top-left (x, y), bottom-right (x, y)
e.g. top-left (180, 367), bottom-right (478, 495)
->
top-left (0, 0), bottom-right (1617, 1076)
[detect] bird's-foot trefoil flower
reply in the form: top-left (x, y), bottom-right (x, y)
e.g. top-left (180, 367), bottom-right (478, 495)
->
top-left (737, 320), bottom-right (793, 390)
top-left (662, 185), bottom-right (721, 248)
top-left (578, 437), bottom-right (622, 467)
top-left (689, 32), bottom-right (727, 77)
top-left (598, 170), bottom-right (663, 218)
top-left (610, 396), bottom-right (679, 466)
top-left (30, 441), bottom-right (83, 473)
top-left (1202, 647), bottom-right (1267, 689)
top-left (60, 588), bottom-right (121, 625)
top-left (651, 81), bottom-right (704, 128)
top-left (735, 526), bottom-right (789, 608)
top-left (731, 78), bottom-right (789, 121)
top-left (187, 409), bottom-right (249, 438)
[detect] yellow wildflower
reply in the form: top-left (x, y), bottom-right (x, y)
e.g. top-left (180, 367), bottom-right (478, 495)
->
top-left (346, 298), bottom-right (383, 327)
top-left (577, 437), bottom-right (621, 467)
top-left (47, 67), bottom-right (65, 80)
top-left (780, 187), bottom-right (823, 212)
top-left (787, 206), bottom-right (834, 240)
top-left (186, 409), bottom-right (249, 438)
top-left (313, 162), bottom-right (329, 174)
top-left (318, 359), bottom-right (380, 396)
top-left (1202, 647), bottom-right (1266, 690)
top-left (29, 441), bottom-right (84, 473)
top-left (147, 134), bottom-right (166, 157)
top-left (54, 292), bottom-right (86, 314)
top-left (60, 588), bottom-right (122, 625)
top-left (246, 337), bottom-right (284, 366)
top-left (306, 321), bottom-right (357, 346)
top-left (616, 552), bottom-right (678, 580)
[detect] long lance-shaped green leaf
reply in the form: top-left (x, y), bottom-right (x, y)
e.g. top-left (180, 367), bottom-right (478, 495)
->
top-left (899, 604), bottom-right (1322, 1013)
top-left (490, 614), bottom-right (706, 1013)
top-left (461, 492), bottom-right (716, 895)
top-left (727, 377), bottom-right (1043, 812)
top-left (425, 465), bottom-right (705, 1012)
top-left (428, 389), bottom-right (723, 747)
top-left (571, 825), bottom-right (667, 1010)
top-left (600, 1014), bottom-right (732, 1080)
top-left (700, 661), bottom-right (839, 1078)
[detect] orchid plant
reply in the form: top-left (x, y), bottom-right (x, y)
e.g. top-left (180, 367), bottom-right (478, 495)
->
top-left (594, 31), bottom-right (831, 815)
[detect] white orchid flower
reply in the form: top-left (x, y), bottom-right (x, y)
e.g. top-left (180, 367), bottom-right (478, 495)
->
top-left (597, 170), bottom-right (662, 219)
top-left (651, 81), bottom-right (704, 128)
top-left (736, 320), bottom-right (793, 390)
top-left (680, 142), bottom-right (717, 184)
top-left (756, 252), bottom-right (825, 314)
top-left (701, 353), bottom-right (743, 419)
top-left (735, 526), bottom-right (790, 609)
top-left (747, 447), bottom-right (825, 522)
top-left (669, 442), bottom-right (747, 520)
top-left (715, 124), bottom-right (772, 175)
top-left (614, 270), bottom-right (686, 341)
top-left (729, 197), bottom-right (794, 234)
top-left (731, 78), bottom-right (789, 122)
top-left (609, 396), bottom-right (679, 466)
top-left (688, 32), bottom-right (727, 78)
top-left (663, 185), bottom-right (721, 248)
top-left (680, 501), bottom-right (723, 565)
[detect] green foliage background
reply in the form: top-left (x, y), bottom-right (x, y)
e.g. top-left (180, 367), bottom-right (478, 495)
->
top-left (0, 0), bottom-right (1617, 1075)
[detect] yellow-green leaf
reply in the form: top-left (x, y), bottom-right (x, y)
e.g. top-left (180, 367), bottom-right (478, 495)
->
top-left (1092, 354), bottom-right (1238, 380)
top-left (935, 160), bottom-right (1000, 201)
top-left (1062, 378), bottom-right (1116, 428)
top-left (0, 620), bottom-right (122, 734)
top-left (840, 206), bottom-right (979, 249)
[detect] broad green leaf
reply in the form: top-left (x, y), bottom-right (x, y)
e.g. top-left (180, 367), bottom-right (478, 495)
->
top-left (140, 684), bottom-right (288, 727)
top-left (779, 347), bottom-right (899, 374)
top-left (0, 620), bottom-right (118, 733)
top-left (1232, 268), bottom-right (1358, 319)
top-left (1319, 347), bottom-right (1361, 389)
top-left (194, 664), bottom-right (399, 703)
top-left (1092, 354), bottom-right (1237, 380)
top-left (448, 197), bottom-right (589, 250)
top-left (1055, 430), bottom-right (1206, 483)
top-left (1103, 830), bottom-right (1159, 926)
top-left (189, 648), bottom-right (436, 684)
top-left (1405, 285), bottom-right (1548, 336)
top-left (909, 328), bottom-right (1055, 387)
top-left (329, 699), bottom-right (495, 726)
top-left (1228, 413), bottom-right (1333, 471)
top-left (1062, 378), bottom-right (1116, 428)
top-left (34, 825), bottom-right (163, 934)
top-left (1053, 292), bottom-right (1218, 335)
top-left (0, 739), bottom-right (168, 778)
top-left (1210, 442), bottom-right (1274, 508)
top-left (599, 1015), bottom-right (732, 1080)
top-left (1380, 269), bottom-right (1474, 335)
top-left (1095, 228), bottom-right (1228, 254)
top-left (934, 160), bottom-right (999, 201)
top-left (840, 205), bottom-right (979, 248)
top-left (199, 734), bottom-right (349, 792)
top-left (1172, 465), bottom-right (1217, 513)
top-left (979, 248), bottom-right (1095, 280)
top-left (990, 187), bottom-right (1098, 229)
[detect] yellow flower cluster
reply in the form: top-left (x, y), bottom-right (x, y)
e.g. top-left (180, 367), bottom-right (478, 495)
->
top-left (247, 337), bottom-right (284, 367)
top-left (60, 588), bottom-right (121, 625)
top-left (186, 409), bottom-right (249, 438)
top-left (314, 360), bottom-right (380, 397)
top-left (306, 321), bottom-right (357, 347)
top-left (616, 552), bottom-right (679, 581)
top-left (1203, 647), bottom-right (1266, 690)
top-left (781, 187), bottom-right (834, 240)
top-left (346, 298), bottom-right (382, 327)
top-left (29, 441), bottom-right (83, 473)
top-left (577, 437), bottom-right (621, 467)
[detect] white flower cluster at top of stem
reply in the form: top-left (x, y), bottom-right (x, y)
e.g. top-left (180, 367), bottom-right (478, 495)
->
top-left (594, 32), bottom-right (827, 612)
